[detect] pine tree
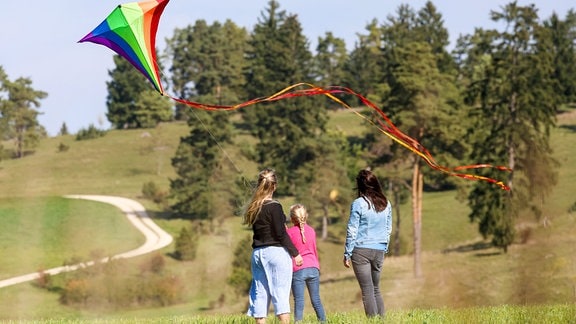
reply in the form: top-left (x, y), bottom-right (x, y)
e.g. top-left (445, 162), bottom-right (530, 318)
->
top-left (174, 226), bottom-right (198, 261)
top-left (167, 20), bottom-right (242, 220)
top-left (132, 90), bottom-right (173, 128)
top-left (106, 55), bottom-right (172, 129)
top-left (343, 19), bottom-right (387, 106)
top-left (167, 20), bottom-right (248, 120)
top-left (170, 109), bottom-right (231, 219)
top-left (460, 3), bottom-right (558, 251)
top-left (543, 11), bottom-right (576, 104)
top-left (58, 122), bottom-right (69, 136)
top-left (243, 0), bottom-right (327, 194)
top-left (314, 32), bottom-right (348, 89)
top-left (361, 2), bottom-right (466, 277)
top-left (0, 66), bottom-right (47, 158)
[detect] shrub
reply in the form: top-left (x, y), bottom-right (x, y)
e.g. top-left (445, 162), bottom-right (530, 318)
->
top-left (60, 278), bottom-right (91, 305)
top-left (142, 181), bottom-right (168, 205)
top-left (57, 142), bottom-right (69, 152)
top-left (174, 226), bottom-right (198, 261)
top-left (34, 269), bottom-right (52, 289)
top-left (227, 235), bottom-right (253, 296)
top-left (569, 201), bottom-right (576, 213)
top-left (140, 253), bottom-right (166, 274)
top-left (54, 255), bottom-right (184, 308)
top-left (75, 124), bottom-right (107, 141)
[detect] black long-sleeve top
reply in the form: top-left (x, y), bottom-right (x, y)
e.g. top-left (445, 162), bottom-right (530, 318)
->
top-left (251, 200), bottom-right (299, 257)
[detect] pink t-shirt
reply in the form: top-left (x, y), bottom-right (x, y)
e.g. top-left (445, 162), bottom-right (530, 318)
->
top-left (286, 224), bottom-right (321, 273)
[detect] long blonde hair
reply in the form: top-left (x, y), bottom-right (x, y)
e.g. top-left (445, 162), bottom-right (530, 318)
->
top-left (243, 168), bottom-right (277, 225)
top-left (290, 204), bottom-right (308, 243)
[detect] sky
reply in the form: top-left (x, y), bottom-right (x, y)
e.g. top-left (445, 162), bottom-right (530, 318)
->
top-left (1, 0), bottom-right (574, 136)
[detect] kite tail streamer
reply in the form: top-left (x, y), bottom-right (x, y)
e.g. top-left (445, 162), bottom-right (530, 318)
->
top-left (166, 83), bottom-right (511, 191)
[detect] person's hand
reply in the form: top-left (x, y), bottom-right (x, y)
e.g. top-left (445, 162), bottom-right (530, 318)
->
top-left (343, 257), bottom-right (351, 268)
top-left (294, 254), bottom-right (303, 267)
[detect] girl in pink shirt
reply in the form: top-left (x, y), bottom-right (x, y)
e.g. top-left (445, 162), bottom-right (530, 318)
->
top-left (287, 204), bottom-right (326, 322)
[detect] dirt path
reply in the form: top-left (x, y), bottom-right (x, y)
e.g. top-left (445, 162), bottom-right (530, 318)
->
top-left (0, 195), bottom-right (173, 288)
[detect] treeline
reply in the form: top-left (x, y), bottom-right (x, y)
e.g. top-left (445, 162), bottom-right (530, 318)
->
top-left (3, 0), bottom-right (576, 264)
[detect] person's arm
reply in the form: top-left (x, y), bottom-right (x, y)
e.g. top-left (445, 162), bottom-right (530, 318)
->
top-left (384, 201), bottom-right (393, 252)
top-left (270, 203), bottom-right (302, 261)
top-left (343, 199), bottom-right (361, 267)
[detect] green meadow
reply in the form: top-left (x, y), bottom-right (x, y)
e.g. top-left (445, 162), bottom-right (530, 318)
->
top-left (0, 109), bottom-right (574, 322)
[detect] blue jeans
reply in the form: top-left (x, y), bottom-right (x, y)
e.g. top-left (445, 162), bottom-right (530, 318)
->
top-left (291, 267), bottom-right (326, 322)
top-left (351, 247), bottom-right (385, 317)
top-left (247, 246), bottom-right (292, 318)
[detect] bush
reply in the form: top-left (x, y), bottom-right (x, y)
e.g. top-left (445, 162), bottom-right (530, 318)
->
top-left (55, 255), bottom-right (183, 308)
top-left (34, 269), bottom-right (53, 289)
top-left (227, 235), bottom-right (253, 296)
top-left (75, 124), bottom-right (107, 141)
top-left (57, 142), bottom-right (69, 152)
top-left (568, 201), bottom-right (576, 213)
top-left (140, 253), bottom-right (166, 274)
top-left (174, 226), bottom-right (198, 261)
top-left (141, 181), bottom-right (168, 205)
top-left (60, 278), bottom-right (91, 305)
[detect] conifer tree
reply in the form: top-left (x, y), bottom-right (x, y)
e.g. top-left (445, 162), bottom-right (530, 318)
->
top-left (59, 122), bottom-right (69, 136)
top-left (314, 32), bottom-right (348, 89)
top-left (106, 55), bottom-right (154, 128)
top-left (363, 2), bottom-right (465, 277)
top-left (543, 11), bottom-right (576, 104)
top-left (243, 0), bottom-right (326, 194)
top-left (0, 66), bottom-right (47, 158)
top-left (459, 3), bottom-right (558, 251)
top-left (167, 20), bottom-right (243, 220)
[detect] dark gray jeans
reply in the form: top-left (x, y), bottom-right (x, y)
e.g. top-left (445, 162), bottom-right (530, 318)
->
top-left (351, 247), bottom-right (385, 317)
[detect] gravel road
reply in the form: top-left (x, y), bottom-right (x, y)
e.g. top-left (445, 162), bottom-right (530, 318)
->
top-left (0, 195), bottom-right (173, 288)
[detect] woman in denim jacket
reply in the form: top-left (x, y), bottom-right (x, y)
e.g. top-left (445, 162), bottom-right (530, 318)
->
top-left (343, 169), bottom-right (392, 318)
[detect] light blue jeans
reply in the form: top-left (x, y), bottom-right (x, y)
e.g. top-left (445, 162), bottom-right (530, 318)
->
top-left (247, 246), bottom-right (292, 318)
top-left (291, 267), bottom-right (326, 322)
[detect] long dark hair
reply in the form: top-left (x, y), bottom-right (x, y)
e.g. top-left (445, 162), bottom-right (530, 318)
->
top-left (355, 169), bottom-right (388, 212)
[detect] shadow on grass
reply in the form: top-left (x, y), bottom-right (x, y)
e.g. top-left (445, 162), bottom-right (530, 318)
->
top-left (474, 251), bottom-right (502, 257)
top-left (441, 241), bottom-right (498, 256)
top-left (321, 274), bottom-right (356, 284)
top-left (559, 124), bottom-right (576, 132)
top-left (146, 210), bottom-right (175, 220)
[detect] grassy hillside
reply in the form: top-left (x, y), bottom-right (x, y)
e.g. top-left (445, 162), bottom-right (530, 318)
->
top-left (0, 109), bottom-right (574, 320)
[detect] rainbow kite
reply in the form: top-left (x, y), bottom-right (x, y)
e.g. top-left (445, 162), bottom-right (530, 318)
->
top-left (79, 0), bottom-right (168, 93)
top-left (79, 0), bottom-right (511, 190)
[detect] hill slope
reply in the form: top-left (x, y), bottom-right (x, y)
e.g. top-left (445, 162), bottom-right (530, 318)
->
top-left (0, 109), bottom-right (574, 319)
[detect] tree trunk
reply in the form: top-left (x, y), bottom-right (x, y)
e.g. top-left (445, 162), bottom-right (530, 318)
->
top-left (508, 92), bottom-right (517, 192)
top-left (321, 205), bottom-right (329, 240)
top-left (412, 160), bottom-right (423, 278)
top-left (392, 182), bottom-right (402, 256)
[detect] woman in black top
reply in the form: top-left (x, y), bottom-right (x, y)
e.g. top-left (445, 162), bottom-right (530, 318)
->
top-left (244, 168), bottom-right (303, 324)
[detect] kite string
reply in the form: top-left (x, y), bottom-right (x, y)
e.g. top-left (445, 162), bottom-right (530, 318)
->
top-left (153, 58), bottom-right (251, 184)
top-left (189, 110), bottom-right (243, 175)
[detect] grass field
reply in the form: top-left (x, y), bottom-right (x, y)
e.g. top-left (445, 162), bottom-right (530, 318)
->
top-left (0, 109), bottom-right (574, 321)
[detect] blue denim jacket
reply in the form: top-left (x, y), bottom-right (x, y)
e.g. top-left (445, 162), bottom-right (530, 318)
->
top-left (344, 197), bottom-right (392, 259)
